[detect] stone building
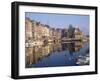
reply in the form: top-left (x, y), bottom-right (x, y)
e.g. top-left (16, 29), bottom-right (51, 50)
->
top-left (49, 27), bottom-right (53, 41)
top-left (74, 27), bottom-right (83, 40)
top-left (32, 21), bottom-right (42, 40)
top-left (42, 25), bottom-right (50, 39)
top-left (25, 17), bottom-right (85, 46)
top-left (31, 20), bottom-right (50, 43)
top-left (61, 28), bottom-right (68, 38)
top-left (56, 28), bottom-right (62, 40)
top-left (25, 17), bottom-right (33, 42)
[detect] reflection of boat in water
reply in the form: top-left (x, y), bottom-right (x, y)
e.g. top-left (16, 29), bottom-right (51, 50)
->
top-left (76, 54), bottom-right (89, 65)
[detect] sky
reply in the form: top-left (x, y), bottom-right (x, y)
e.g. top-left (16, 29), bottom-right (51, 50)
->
top-left (25, 12), bottom-right (89, 35)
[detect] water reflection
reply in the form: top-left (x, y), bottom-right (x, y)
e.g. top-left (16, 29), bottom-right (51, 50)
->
top-left (25, 41), bottom-right (89, 68)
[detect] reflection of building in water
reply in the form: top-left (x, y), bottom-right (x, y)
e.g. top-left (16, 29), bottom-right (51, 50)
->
top-left (25, 43), bottom-right (62, 67)
top-left (25, 48), bottom-right (34, 65)
top-left (42, 45), bottom-right (50, 56)
top-left (26, 45), bottom-right (51, 67)
top-left (25, 42), bottom-right (84, 67)
top-left (52, 43), bottom-right (62, 52)
top-left (62, 42), bottom-right (83, 52)
top-left (74, 42), bottom-right (83, 51)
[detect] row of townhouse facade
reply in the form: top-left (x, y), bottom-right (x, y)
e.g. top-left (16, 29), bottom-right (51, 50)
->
top-left (25, 17), bottom-right (86, 44)
top-left (25, 17), bottom-right (62, 43)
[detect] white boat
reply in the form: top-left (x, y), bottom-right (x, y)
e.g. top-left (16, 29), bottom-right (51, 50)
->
top-left (76, 54), bottom-right (89, 65)
top-left (25, 41), bottom-right (43, 47)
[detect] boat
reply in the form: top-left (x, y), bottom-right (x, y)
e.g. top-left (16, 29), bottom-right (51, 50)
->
top-left (76, 54), bottom-right (89, 65)
top-left (25, 41), bottom-right (43, 47)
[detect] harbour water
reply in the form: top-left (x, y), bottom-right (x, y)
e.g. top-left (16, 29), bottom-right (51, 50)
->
top-left (25, 41), bottom-right (89, 68)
